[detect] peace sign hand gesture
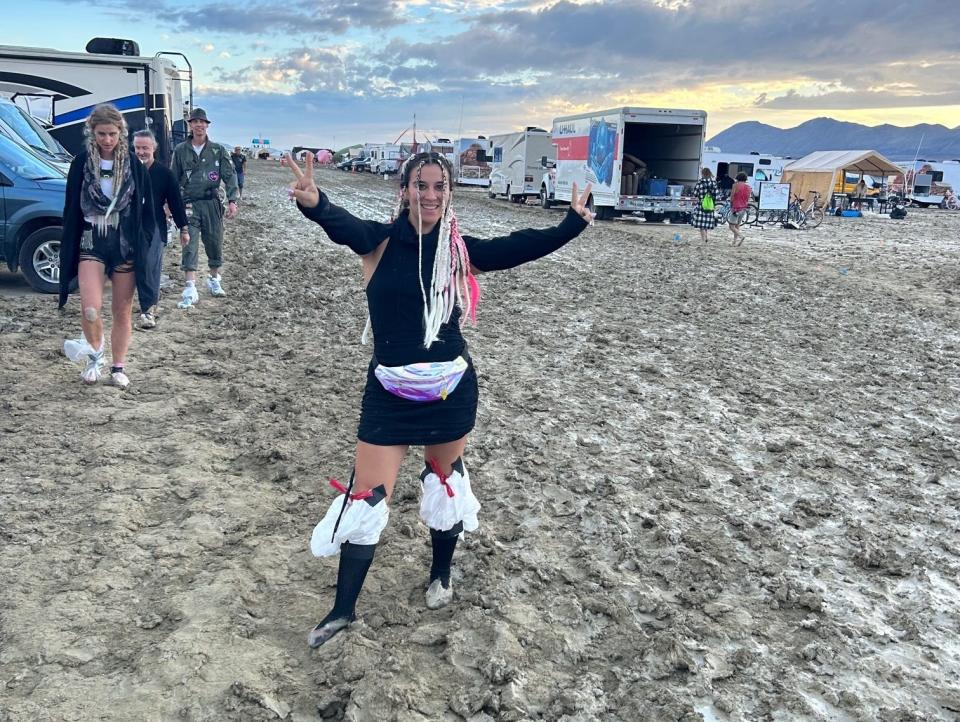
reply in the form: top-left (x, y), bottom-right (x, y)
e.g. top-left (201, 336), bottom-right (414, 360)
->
top-left (286, 152), bottom-right (320, 208)
top-left (570, 182), bottom-right (595, 225)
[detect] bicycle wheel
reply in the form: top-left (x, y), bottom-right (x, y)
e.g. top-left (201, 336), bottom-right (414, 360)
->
top-left (743, 204), bottom-right (759, 225)
top-left (805, 208), bottom-right (825, 228)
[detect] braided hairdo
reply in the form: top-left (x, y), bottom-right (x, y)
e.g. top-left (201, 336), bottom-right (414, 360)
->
top-left (396, 152), bottom-right (480, 348)
top-left (84, 104), bottom-right (129, 192)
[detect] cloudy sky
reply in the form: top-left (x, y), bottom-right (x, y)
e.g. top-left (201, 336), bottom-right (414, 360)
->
top-left (6, 0), bottom-right (959, 151)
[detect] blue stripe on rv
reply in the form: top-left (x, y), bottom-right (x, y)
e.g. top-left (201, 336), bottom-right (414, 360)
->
top-left (54, 94), bottom-right (143, 124)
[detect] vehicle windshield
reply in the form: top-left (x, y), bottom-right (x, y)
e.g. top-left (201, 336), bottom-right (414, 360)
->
top-left (0, 101), bottom-right (67, 159)
top-left (0, 133), bottom-right (63, 180)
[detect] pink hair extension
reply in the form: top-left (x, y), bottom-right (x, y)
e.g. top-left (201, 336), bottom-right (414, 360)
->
top-left (448, 215), bottom-right (480, 326)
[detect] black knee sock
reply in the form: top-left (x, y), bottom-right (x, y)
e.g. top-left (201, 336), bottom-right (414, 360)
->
top-left (325, 541), bottom-right (377, 622)
top-left (429, 521), bottom-right (463, 587)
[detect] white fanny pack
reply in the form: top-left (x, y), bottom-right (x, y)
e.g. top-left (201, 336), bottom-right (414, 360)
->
top-left (374, 356), bottom-right (468, 402)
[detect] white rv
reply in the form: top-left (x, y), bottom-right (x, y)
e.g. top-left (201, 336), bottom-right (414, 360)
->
top-left (551, 107), bottom-right (706, 221)
top-left (896, 160), bottom-right (959, 207)
top-left (702, 148), bottom-right (790, 195)
top-left (368, 143), bottom-right (404, 174)
top-left (0, 38), bottom-right (191, 165)
top-left (454, 137), bottom-right (492, 186)
top-left (488, 128), bottom-right (555, 202)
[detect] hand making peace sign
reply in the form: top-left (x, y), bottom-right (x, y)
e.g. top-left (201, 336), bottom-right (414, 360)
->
top-left (286, 152), bottom-right (320, 208)
top-left (569, 182), bottom-right (595, 224)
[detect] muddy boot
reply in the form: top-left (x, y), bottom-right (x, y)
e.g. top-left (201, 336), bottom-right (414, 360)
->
top-left (308, 542), bottom-right (376, 648)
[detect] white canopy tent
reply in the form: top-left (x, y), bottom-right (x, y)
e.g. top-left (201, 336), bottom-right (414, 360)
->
top-left (780, 150), bottom-right (904, 204)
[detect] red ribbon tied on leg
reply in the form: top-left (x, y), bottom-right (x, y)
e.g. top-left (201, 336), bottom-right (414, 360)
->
top-left (329, 478), bottom-right (373, 501)
top-left (428, 459), bottom-right (456, 498)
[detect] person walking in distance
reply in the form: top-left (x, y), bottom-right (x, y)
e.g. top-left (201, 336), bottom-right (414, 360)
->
top-left (287, 150), bottom-right (594, 648)
top-left (59, 103), bottom-right (156, 388)
top-left (171, 108), bottom-right (239, 308)
top-left (728, 172), bottom-right (750, 246)
top-left (231, 146), bottom-right (247, 200)
top-left (132, 129), bottom-right (190, 328)
top-left (691, 167), bottom-right (719, 243)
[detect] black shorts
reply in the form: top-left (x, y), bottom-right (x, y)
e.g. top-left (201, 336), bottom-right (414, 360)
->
top-left (78, 227), bottom-right (134, 274)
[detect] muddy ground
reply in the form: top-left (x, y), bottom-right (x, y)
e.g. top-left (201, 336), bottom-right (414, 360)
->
top-left (1, 160), bottom-right (959, 721)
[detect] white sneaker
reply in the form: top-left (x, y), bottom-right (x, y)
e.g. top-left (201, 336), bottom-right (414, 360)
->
top-left (80, 350), bottom-right (103, 385)
top-left (425, 579), bottom-right (453, 610)
top-left (137, 311), bottom-right (156, 329)
top-left (177, 285), bottom-right (199, 309)
top-left (110, 370), bottom-right (130, 389)
top-left (207, 276), bottom-right (226, 297)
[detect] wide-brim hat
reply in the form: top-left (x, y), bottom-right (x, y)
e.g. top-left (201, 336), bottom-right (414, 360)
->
top-left (188, 107), bottom-right (211, 123)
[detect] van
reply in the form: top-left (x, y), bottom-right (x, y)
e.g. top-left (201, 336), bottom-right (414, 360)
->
top-left (0, 133), bottom-right (66, 293)
top-left (0, 97), bottom-right (71, 174)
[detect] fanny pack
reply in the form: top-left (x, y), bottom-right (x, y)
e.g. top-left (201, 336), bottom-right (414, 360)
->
top-left (375, 356), bottom-right (468, 402)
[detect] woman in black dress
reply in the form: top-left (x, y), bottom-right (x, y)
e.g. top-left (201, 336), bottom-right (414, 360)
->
top-left (287, 150), bottom-right (594, 647)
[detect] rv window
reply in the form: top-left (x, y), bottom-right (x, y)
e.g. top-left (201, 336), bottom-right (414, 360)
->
top-left (759, 159), bottom-right (771, 165)
top-left (493, 147), bottom-right (502, 163)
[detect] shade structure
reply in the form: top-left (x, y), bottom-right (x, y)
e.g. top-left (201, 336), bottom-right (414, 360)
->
top-left (780, 150), bottom-right (905, 202)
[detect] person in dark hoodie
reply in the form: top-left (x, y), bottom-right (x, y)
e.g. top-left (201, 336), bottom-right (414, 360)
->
top-left (59, 103), bottom-right (156, 388)
top-left (132, 129), bottom-right (189, 329)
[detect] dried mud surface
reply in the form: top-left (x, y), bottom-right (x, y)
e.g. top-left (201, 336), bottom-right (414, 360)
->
top-left (1, 161), bottom-right (959, 722)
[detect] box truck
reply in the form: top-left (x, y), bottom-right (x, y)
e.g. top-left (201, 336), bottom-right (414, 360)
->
top-left (454, 137), bottom-right (492, 186)
top-left (0, 37), bottom-right (192, 165)
top-left (551, 107), bottom-right (707, 221)
top-left (488, 128), bottom-right (555, 203)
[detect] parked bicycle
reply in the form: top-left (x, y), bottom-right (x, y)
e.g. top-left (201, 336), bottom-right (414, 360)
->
top-left (944, 188), bottom-right (960, 210)
top-left (753, 191), bottom-right (824, 229)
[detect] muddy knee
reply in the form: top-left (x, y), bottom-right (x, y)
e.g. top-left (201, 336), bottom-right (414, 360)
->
top-left (83, 307), bottom-right (99, 322)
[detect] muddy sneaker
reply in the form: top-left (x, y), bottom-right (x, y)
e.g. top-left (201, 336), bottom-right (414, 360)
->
top-left (177, 285), bottom-right (199, 309)
top-left (137, 311), bottom-right (156, 329)
top-left (207, 276), bottom-right (226, 297)
top-left (425, 578), bottom-right (453, 610)
top-left (307, 614), bottom-right (354, 648)
top-left (110, 369), bottom-right (130, 389)
top-left (80, 350), bottom-right (104, 385)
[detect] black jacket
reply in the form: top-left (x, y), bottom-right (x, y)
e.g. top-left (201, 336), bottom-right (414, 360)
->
top-left (59, 150), bottom-right (156, 308)
top-left (147, 161), bottom-right (189, 241)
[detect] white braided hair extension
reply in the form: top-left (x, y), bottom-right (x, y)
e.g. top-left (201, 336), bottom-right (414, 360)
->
top-left (416, 158), bottom-right (477, 348)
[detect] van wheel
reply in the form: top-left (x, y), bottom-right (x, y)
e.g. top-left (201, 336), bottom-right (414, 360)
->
top-left (19, 226), bottom-right (62, 294)
top-left (540, 187), bottom-right (552, 209)
top-left (488, 190), bottom-right (496, 199)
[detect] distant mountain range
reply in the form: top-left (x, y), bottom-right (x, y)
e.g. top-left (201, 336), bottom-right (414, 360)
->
top-left (706, 118), bottom-right (960, 161)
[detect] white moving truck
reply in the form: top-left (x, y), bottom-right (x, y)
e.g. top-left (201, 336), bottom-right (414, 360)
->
top-left (488, 128), bottom-right (555, 203)
top-left (551, 107), bottom-right (707, 221)
top-left (454, 137), bottom-right (492, 186)
top-left (0, 37), bottom-right (191, 165)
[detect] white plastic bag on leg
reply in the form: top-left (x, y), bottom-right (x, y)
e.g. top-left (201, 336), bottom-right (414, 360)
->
top-left (420, 462), bottom-right (480, 533)
top-left (310, 494), bottom-right (389, 557)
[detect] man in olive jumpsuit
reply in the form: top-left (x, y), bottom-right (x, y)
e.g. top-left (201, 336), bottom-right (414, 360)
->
top-left (171, 107), bottom-right (239, 308)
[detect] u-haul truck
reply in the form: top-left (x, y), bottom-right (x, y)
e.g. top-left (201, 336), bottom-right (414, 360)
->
top-left (551, 107), bottom-right (707, 221)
